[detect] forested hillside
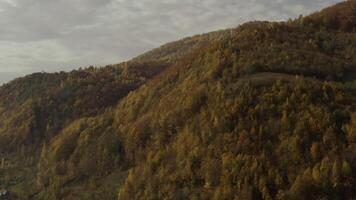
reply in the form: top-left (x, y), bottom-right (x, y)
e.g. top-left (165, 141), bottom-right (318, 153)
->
top-left (0, 61), bottom-right (170, 199)
top-left (0, 1), bottom-right (356, 199)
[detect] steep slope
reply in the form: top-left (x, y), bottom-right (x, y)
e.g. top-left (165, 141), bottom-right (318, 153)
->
top-left (112, 1), bottom-right (356, 199)
top-left (0, 25), bottom-right (221, 198)
top-left (0, 1), bottom-right (356, 200)
top-left (0, 61), bottom-right (170, 199)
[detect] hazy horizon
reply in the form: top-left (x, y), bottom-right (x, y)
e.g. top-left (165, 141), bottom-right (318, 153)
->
top-left (0, 0), bottom-right (343, 85)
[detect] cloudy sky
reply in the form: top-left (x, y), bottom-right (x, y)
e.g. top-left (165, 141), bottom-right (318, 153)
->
top-left (0, 0), bottom-right (343, 84)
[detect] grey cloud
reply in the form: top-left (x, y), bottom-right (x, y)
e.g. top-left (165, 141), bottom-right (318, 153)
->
top-left (0, 0), bottom-right (344, 85)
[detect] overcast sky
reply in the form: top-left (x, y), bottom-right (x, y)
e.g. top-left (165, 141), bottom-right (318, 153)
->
top-left (0, 0), bottom-right (343, 84)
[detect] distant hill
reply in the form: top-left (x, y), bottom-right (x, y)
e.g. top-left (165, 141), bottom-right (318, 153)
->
top-left (0, 1), bottom-right (355, 199)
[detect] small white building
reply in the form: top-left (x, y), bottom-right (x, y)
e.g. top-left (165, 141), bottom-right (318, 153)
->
top-left (0, 189), bottom-right (8, 197)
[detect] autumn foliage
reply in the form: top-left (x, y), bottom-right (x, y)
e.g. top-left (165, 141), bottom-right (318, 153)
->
top-left (0, 1), bottom-right (356, 199)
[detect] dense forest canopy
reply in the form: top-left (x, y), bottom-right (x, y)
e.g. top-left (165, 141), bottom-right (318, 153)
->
top-left (0, 1), bottom-right (355, 199)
